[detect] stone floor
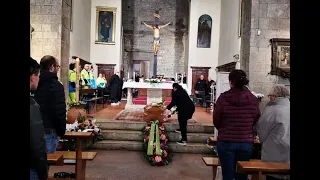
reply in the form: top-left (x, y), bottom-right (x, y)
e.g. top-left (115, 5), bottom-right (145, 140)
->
top-left (49, 150), bottom-right (213, 180)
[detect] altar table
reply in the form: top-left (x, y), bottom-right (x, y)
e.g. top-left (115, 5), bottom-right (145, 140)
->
top-left (122, 82), bottom-right (189, 109)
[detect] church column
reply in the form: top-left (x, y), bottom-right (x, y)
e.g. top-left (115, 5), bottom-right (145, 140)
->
top-left (30, 0), bottom-right (71, 103)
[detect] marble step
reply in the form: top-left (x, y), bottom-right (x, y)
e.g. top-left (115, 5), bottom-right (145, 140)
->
top-left (101, 130), bottom-right (213, 143)
top-left (164, 123), bottom-right (215, 133)
top-left (92, 140), bottom-right (212, 154)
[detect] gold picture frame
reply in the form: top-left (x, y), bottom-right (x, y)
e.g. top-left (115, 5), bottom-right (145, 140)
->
top-left (95, 6), bottom-right (117, 45)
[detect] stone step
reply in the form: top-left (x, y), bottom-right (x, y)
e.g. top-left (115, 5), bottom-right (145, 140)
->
top-left (101, 130), bottom-right (144, 141)
top-left (167, 142), bottom-right (212, 154)
top-left (101, 129), bottom-right (213, 143)
top-left (96, 119), bottom-right (146, 131)
top-left (166, 131), bottom-right (213, 143)
top-left (96, 118), bottom-right (215, 134)
top-left (92, 140), bottom-right (143, 151)
top-left (92, 140), bottom-right (212, 154)
top-left (164, 123), bottom-right (215, 133)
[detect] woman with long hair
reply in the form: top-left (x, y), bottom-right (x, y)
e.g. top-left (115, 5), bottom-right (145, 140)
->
top-left (166, 83), bottom-right (195, 145)
top-left (213, 70), bottom-right (261, 180)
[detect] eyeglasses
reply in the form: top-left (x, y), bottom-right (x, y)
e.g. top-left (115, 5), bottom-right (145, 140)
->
top-left (55, 65), bottom-right (61, 68)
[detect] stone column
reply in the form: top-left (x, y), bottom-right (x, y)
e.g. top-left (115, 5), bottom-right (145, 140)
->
top-left (30, 0), bottom-right (71, 103)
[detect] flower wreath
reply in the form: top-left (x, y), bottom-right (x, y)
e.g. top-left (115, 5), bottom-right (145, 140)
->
top-left (142, 120), bottom-right (173, 166)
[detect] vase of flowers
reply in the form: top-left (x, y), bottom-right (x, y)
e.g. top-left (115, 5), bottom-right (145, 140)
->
top-left (67, 101), bottom-right (87, 124)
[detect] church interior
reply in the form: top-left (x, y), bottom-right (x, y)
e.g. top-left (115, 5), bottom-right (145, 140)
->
top-left (30, 0), bottom-right (290, 179)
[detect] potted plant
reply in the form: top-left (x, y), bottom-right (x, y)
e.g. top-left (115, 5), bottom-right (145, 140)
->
top-left (67, 101), bottom-right (87, 124)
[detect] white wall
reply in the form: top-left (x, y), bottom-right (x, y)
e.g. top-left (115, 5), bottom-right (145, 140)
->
top-left (90, 0), bottom-right (122, 77)
top-left (217, 0), bottom-right (241, 66)
top-left (70, 0), bottom-right (91, 62)
top-left (187, 0), bottom-right (221, 93)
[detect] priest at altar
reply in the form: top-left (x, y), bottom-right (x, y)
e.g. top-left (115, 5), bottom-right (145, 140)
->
top-left (122, 81), bottom-right (189, 109)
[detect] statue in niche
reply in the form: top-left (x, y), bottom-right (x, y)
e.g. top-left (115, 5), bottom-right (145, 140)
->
top-left (142, 10), bottom-right (171, 55)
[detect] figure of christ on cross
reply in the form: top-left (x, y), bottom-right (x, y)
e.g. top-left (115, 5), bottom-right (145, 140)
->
top-left (142, 21), bottom-right (171, 55)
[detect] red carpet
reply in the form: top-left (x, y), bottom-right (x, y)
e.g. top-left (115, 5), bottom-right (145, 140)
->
top-left (133, 96), bottom-right (171, 105)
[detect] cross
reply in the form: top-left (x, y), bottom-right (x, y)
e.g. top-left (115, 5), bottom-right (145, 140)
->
top-left (141, 9), bottom-right (172, 77)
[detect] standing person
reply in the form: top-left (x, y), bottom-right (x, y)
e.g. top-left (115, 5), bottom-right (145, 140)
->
top-left (213, 69), bottom-right (261, 180)
top-left (81, 64), bottom-right (91, 89)
top-left (255, 85), bottom-right (290, 180)
top-left (34, 55), bottom-right (67, 155)
top-left (68, 63), bottom-right (76, 104)
top-left (117, 77), bottom-right (124, 101)
top-left (166, 83), bottom-right (195, 145)
top-left (109, 71), bottom-right (121, 105)
top-left (30, 58), bottom-right (48, 180)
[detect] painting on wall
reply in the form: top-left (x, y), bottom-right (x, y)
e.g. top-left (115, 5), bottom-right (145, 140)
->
top-left (197, 14), bottom-right (212, 48)
top-left (270, 38), bottom-right (290, 78)
top-left (95, 7), bottom-right (117, 45)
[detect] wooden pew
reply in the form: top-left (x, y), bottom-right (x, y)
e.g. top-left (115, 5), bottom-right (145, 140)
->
top-left (47, 153), bottom-right (64, 166)
top-left (236, 161), bottom-right (290, 180)
top-left (202, 157), bottom-right (261, 180)
top-left (54, 151), bottom-right (97, 180)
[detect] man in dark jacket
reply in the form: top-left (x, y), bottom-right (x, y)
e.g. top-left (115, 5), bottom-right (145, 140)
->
top-left (167, 83), bottom-right (195, 146)
top-left (109, 71), bottom-right (121, 105)
top-left (34, 55), bottom-right (66, 155)
top-left (30, 58), bottom-right (48, 180)
top-left (194, 75), bottom-right (207, 105)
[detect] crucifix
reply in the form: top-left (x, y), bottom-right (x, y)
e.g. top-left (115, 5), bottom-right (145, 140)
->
top-left (141, 9), bottom-right (171, 77)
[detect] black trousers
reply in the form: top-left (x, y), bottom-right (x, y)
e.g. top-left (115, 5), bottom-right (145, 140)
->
top-left (178, 116), bottom-right (188, 141)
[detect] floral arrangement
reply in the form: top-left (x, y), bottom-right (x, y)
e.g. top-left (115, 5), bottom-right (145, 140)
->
top-left (62, 113), bottom-right (104, 150)
top-left (145, 78), bottom-right (166, 84)
top-left (68, 101), bottom-right (86, 108)
top-left (142, 120), bottom-right (173, 166)
top-left (251, 91), bottom-right (264, 101)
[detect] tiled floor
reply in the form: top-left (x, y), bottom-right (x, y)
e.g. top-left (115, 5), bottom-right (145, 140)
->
top-left (49, 150), bottom-right (213, 180)
top-left (88, 102), bottom-right (213, 125)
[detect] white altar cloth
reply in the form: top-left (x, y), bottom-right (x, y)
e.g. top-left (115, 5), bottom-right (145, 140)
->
top-left (122, 82), bottom-right (188, 90)
top-left (122, 82), bottom-right (189, 110)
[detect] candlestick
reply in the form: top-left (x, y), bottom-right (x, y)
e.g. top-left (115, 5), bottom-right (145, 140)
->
top-left (181, 74), bottom-right (184, 84)
top-left (127, 72), bottom-right (129, 80)
top-left (133, 72), bottom-right (135, 80)
top-left (175, 73), bottom-right (178, 82)
top-left (75, 58), bottom-right (80, 103)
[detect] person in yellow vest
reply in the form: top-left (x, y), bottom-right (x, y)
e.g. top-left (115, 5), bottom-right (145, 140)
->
top-left (96, 73), bottom-right (107, 98)
top-left (68, 63), bottom-right (76, 104)
top-left (80, 64), bottom-right (90, 89)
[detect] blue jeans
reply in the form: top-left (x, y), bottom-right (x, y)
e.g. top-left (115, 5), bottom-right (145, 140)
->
top-left (30, 169), bottom-right (38, 180)
top-left (44, 131), bottom-right (59, 153)
top-left (217, 141), bottom-right (253, 180)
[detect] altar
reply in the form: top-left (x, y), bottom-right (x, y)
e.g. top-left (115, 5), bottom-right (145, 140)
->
top-left (122, 82), bottom-right (189, 110)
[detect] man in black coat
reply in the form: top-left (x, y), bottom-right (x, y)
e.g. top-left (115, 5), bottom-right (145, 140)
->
top-left (167, 83), bottom-right (195, 146)
top-left (34, 55), bottom-right (66, 156)
top-left (30, 58), bottom-right (48, 180)
top-left (109, 71), bottom-right (121, 105)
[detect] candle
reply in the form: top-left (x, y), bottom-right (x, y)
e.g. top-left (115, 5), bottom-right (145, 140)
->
top-left (133, 72), bottom-right (135, 80)
top-left (127, 72), bottom-right (129, 80)
top-left (75, 58), bottom-right (80, 103)
top-left (181, 74), bottom-right (184, 84)
top-left (175, 73), bottom-right (178, 82)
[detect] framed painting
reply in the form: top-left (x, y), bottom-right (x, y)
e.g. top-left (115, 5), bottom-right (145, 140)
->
top-left (95, 7), bottom-right (117, 45)
top-left (197, 14), bottom-right (212, 48)
top-left (270, 38), bottom-right (290, 78)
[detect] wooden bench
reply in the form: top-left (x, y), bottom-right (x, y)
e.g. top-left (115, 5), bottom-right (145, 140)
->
top-left (47, 153), bottom-right (64, 166)
top-left (202, 157), bottom-right (261, 180)
top-left (55, 151), bottom-right (97, 164)
top-left (236, 161), bottom-right (290, 180)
